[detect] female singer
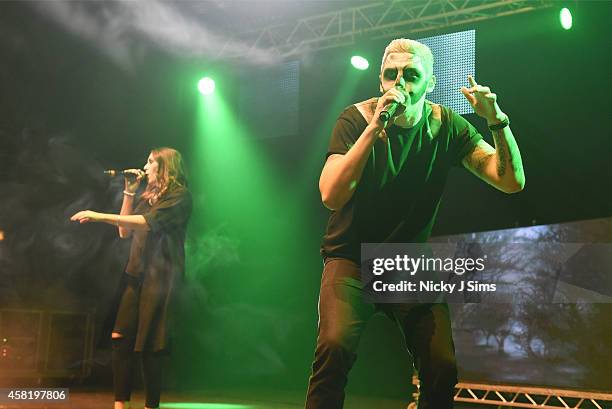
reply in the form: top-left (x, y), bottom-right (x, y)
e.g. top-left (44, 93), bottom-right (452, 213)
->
top-left (71, 147), bottom-right (192, 409)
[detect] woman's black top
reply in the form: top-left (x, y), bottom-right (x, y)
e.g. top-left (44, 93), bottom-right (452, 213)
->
top-left (114, 185), bottom-right (192, 352)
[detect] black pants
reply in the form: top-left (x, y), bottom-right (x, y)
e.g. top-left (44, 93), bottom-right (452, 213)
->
top-left (112, 274), bottom-right (163, 408)
top-left (112, 338), bottom-right (163, 408)
top-left (305, 258), bottom-right (458, 409)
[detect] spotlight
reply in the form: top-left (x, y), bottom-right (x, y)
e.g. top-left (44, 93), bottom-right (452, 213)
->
top-left (198, 77), bottom-right (216, 95)
top-left (351, 56), bottom-right (369, 70)
top-left (560, 7), bottom-right (572, 30)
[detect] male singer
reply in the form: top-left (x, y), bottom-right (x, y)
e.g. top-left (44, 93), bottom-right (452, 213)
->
top-left (305, 38), bottom-right (525, 408)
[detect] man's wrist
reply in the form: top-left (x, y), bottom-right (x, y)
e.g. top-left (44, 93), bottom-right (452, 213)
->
top-left (487, 112), bottom-right (509, 131)
top-left (486, 112), bottom-right (507, 126)
top-left (366, 121), bottom-right (384, 133)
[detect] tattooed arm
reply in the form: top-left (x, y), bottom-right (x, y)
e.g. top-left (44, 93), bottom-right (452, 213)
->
top-left (460, 74), bottom-right (525, 193)
top-left (462, 128), bottom-right (525, 193)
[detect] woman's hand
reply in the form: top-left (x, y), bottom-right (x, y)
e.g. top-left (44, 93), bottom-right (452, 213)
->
top-left (124, 169), bottom-right (145, 194)
top-left (70, 210), bottom-right (103, 224)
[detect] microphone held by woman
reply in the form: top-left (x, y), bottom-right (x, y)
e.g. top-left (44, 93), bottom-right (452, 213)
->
top-left (104, 169), bottom-right (145, 179)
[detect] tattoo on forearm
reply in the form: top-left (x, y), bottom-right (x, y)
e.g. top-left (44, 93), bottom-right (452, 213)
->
top-left (465, 127), bottom-right (524, 190)
top-left (495, 132), bottom-right (507, 177)
top-left (492, 128), bottom-right (517, 177)
top-left (492, 127), bottom-right (525, 187)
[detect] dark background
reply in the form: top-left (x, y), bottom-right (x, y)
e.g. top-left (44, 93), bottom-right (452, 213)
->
top-left (0, 0), bottom-right (611, 398)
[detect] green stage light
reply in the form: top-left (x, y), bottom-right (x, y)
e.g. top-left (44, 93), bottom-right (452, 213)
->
top-left (560, 8), bottom-right (572, 30)
top-left (162, 404), bottom-right (256, 409)
top-left (198, 77), bottom-right (216, 95)
top-left (351, 55), bottom-right (369, 70)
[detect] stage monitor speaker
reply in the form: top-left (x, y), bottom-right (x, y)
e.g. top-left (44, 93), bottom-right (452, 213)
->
top-left (0, 309), bottom-right (94, 380)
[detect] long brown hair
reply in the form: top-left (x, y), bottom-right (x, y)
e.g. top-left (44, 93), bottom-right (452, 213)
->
top-left (141, 147), bottom-right (188, 204)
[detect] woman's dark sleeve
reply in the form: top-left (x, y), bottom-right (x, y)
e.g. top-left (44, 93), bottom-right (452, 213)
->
top-left (143, 189), bottom-right (192, 233)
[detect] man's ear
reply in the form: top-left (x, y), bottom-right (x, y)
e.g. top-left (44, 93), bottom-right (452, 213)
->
top-left (427, 74), bottom-right (436, 93)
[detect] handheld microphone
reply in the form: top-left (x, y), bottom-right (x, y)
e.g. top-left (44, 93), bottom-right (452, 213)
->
top-left (104, 169), bottom-right (144, 178)
top-left (379, 87), bottom-right (408, 122)
top-left (379, 103), bottom-right (399, 122)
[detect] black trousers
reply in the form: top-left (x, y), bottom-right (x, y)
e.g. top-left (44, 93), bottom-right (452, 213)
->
top-left (112, 337), bottom-right (163, 408)
top-left (112, 273), bottom-right (163, 408)
top-left (305, 258), bottom-right (458, 409)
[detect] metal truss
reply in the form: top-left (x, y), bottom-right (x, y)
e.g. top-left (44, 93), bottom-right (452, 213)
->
top-left (408, 375), bottom-right (612, 409)
top-left (453, 382), bottom-right (612, 409)
top-left (215, 0), bottom-right (555, 60)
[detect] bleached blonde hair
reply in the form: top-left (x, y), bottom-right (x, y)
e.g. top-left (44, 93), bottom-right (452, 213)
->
top-left (380, 38), bottom-right (434, 76)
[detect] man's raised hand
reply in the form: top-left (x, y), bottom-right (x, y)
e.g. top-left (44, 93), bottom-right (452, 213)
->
top-left (461, 75), bottom-right (506, 125)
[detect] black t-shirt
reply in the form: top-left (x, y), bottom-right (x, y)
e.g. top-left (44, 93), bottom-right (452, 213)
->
top-left (321, 100), bottom-right (482, 262)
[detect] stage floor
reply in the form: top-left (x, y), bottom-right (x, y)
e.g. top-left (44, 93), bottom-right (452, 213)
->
top-left (0, 388), bottom-right (482, 409)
